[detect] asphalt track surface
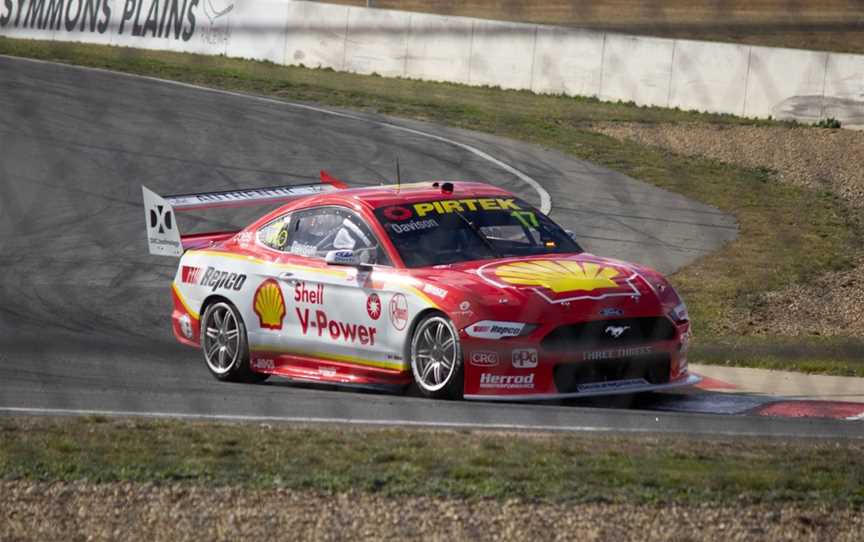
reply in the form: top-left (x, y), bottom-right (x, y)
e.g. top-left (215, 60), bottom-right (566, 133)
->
top-left (0, 56), bottom-right (859, 439)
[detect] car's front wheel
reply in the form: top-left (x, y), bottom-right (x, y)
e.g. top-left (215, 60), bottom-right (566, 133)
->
top-left (409, 313), bottom-right (463, 399)
top-left (201, 300), bottom-right (267, 383)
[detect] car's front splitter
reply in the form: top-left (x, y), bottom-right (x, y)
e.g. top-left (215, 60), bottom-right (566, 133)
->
top-left (463, 374), bottom-right (702, 401)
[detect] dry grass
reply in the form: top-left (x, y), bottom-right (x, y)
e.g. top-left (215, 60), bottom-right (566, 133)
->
top-left (3, 481), bottom-right (863, 541)
top-left (2, 416), bottom-right (862, 505)
top-left (325, 0), bottom-right (864, 53)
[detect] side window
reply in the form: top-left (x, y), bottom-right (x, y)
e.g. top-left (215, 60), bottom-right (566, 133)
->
top-left (257, 214), bottom-right (292, 251)
top-left (289, 207), bottom-right (391, 266)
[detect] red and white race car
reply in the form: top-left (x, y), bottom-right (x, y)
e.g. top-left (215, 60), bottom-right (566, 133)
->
top-left (143, 174), bottom-right (699, 400)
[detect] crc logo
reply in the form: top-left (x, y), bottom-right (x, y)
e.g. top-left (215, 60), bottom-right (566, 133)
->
top-left (511, 349), bottom-right (538, 369)
top-left (605, 325), bottom-right (630, 339)
top-left (470, 351), bottom-right (499, 367)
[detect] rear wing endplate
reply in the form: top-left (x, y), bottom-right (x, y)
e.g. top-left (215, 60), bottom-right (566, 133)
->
top-left (143, 171), bottom-right (348, 257)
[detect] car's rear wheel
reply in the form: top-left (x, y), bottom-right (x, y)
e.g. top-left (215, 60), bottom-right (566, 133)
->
top-left (410, 314), bottom-right (463, 399)
top-left (201, 300), bottom-right (267, 383)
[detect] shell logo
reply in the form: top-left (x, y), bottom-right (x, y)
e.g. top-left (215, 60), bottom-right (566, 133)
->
top-left (481, 259), bottom-right (640, 304)
top-left (253, 279), bottom-right (286, 330)
top-left (495, 261), bottom-right (618, 293)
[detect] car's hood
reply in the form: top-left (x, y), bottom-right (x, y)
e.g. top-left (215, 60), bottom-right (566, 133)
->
top-left (418, 253), bottom-right (670, 323)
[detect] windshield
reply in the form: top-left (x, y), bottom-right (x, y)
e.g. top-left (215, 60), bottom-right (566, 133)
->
top-left (374, 196), bottom-right (581, 267)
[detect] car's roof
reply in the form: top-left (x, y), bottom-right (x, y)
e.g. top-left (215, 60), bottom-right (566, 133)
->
top-left (248, 181), bottom-right (521, 230)
top-left (329, 181), bottom-right (514, 207)
top-left (271, 181), bottom-right (515, 216)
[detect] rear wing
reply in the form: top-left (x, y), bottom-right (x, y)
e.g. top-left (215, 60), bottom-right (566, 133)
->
top-left (143, 171), bottom-right (348, 257)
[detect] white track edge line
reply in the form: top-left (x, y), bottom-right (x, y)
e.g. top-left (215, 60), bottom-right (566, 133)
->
top-left (0, 406), bottom-right (618, 433)
top-left (1, 407), bottom-right (860, 438)
top-left (0, 54), bottom-right (552, 214)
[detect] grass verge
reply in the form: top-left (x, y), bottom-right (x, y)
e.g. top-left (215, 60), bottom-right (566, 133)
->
top-left (1, 38), bottom-right (862, 376)
top-left (694, 337), bottom-right (864, 377)
top-left (1, 417), bottom-right (862, 505)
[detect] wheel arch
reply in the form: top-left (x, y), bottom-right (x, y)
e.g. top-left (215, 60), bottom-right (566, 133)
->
top-left (198, 294), bottom-right (233, 321)
top-left (200, 293), bottom-right (234, 315)
top-left (403, 307), bottom-right (448, 358)
top-left (403, 308), bottom-right (465, 399)
top-left (198, 294), bottom-right (267, 383)
top-left (199, 294), bottom-right (240, 333)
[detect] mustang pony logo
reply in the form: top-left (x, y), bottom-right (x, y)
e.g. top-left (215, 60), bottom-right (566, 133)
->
top-left (253, 279), bottom-right (286, 330)
top-left (479, 259), bottom-right (641, 304)
top-left (605, 325), bottom-right (630, 339)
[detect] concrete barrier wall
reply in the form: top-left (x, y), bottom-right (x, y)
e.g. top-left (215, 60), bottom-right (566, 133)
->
top-left (343, 6), bottom-right (409, 77)
top-left (600, 34), bottom-right (675, 108)
top-left (3, 0), bottom-right (864, 126)
top-left (668, 39), bottom-right (751, 116)
top-left (284, 1), bottom-right (349, 70)
top-left (745, 46), bottom-right (829, 119)
top-left (51, 0), bottom-right (116, 47)
top-left (227, 0), bottom-right (291, 64)
top-left (404, 12), bottom-right (472, 84)
top-left (822, 53), bottom-right (864, 126)
top-left (825, 53), bottom-right (864, 101)
top-left (468, 19), bottom-right (536, 90)
top-left (531, 26), bottom-right (603, 97)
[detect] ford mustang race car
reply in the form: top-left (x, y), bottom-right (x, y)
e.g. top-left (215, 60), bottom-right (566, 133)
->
top-left (143, 173), bottom-right (699, 400)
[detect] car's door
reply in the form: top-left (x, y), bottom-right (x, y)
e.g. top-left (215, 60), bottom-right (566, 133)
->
top-left (247, 205), bottom-right (407, 372)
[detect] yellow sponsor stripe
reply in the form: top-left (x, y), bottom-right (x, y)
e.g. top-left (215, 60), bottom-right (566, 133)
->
top-left (404, 286), bottom-right (439, 310)
top-left (172, 283), bottom-right (200, 320)
top-left (252, 344), bottom-right (406, 371)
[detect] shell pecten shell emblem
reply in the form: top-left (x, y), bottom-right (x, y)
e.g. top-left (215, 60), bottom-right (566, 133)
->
top-left (481, 259), bottom-right (640, 303)
top-left (253, 279), bottom-right (286, 330)
top-left (495, 260), bottom-right (618, 293)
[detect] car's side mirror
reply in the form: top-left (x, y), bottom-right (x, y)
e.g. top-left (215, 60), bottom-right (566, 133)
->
top-left (324, 249), bottom-right (373, 269)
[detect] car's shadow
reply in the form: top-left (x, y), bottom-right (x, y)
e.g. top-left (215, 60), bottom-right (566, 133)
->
top-left (256, 376), bottom-right (731, 414)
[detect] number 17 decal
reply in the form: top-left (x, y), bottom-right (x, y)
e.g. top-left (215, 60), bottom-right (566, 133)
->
top-left (512, 210), bottom-right (539, 228)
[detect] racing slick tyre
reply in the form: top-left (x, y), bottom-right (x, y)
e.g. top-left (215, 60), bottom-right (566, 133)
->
top-left (201, 300), bottom-right (268, 383)
top-left (409, 313), bottom-right (463, 400)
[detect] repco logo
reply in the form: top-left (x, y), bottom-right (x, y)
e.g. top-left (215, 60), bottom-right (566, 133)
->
top-left (200, 267), bottom-right (246, 292)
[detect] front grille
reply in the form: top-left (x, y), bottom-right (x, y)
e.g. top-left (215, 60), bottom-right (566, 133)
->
top-left (553, 354), bottom-right (671, 393)
top-left (540, 318), bottom-right (676, 352)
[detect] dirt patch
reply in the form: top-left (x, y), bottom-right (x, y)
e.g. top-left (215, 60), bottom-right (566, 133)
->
top-left (591, 123), bottom-right (864, 337)
top-left (2, 481), bottom-right (861, 541)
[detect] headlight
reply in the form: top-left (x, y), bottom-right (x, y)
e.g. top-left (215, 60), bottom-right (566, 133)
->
top-left (669, 301), bottom-right (689, 324)
top-left (464, 321), bottom-right (538, 339)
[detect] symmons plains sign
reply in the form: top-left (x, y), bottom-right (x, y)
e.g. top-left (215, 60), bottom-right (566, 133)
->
top-left (0, 0), bottom-right (224, 42)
